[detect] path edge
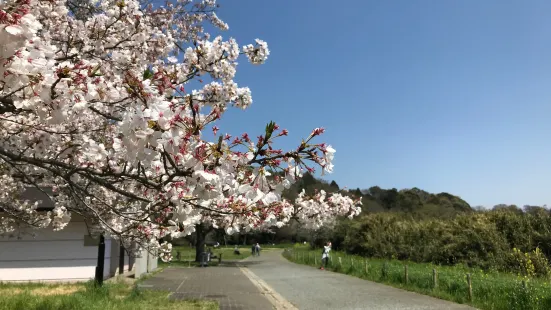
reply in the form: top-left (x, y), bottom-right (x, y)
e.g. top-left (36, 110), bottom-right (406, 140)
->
top-left (239, 266), bottom-right (298, 310)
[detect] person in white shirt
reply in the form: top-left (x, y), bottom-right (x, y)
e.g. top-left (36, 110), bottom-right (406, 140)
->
top-left (320, 241), bottom-right (331, 270)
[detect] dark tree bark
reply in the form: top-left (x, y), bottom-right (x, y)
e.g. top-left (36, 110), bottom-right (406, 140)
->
top-left (194, 224), bottom-right (205, 262)
top-left (194, 223), bottom-right (213, 262)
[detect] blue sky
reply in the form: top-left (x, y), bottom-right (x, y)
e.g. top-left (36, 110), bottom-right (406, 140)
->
top-left (207, 0), bottom-right (551, 208)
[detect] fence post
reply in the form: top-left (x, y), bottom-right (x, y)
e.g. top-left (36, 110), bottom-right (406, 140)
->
top-left (365, 259), bottom-right (369, 275)
top-left (338, 257), bottom-right (342, 267)
top-left (382, 262), bottom-right (388, 278)
top-left (405, 265), bottom-right (409, 284)
top-left (467, 273), bottom-right (473, 302)
top-left (433, 269), bottom-right (438, 289)
top-left (315, 255), bottom-right (317, 266)
top-left (351, 258), bottom-right (354, 269)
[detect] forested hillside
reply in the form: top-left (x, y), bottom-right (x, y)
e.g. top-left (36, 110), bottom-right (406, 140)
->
top-left (281, 172), bottom-right (473, 219)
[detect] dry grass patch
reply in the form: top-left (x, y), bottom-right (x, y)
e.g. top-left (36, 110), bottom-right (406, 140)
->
top-left (31, 285), bottom-right (83, 296)
top-left (0, 281), bottom-right (218, 310)
top-left (0, 283), bottom-right (83, 296)
top-left (0, 287), bottom-right (24, 295)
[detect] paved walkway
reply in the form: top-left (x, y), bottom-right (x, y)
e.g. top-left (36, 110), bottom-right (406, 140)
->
top-left (140, 263), bottom-right (273, 310)
top-left (244, 250), bottom-right (476, 310)
top-left (141, 250), bottom-right (476, 310)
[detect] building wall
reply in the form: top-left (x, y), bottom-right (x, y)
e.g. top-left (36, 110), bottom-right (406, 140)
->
top-left (148, 250), bottom-right (158, 272)
top-left (0, 217), bottom-right (112, 282)
top-left (134, 249), bottom-right (158, 279)
top-left (109, 239), bottom-right (130, 276)
top-left (134, 249), bottom-right (148, 278)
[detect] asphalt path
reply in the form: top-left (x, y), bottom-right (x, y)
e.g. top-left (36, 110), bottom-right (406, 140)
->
top-left (243, 250), bottom-right (476, 310)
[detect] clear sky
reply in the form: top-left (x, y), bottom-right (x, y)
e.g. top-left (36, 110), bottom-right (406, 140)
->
top-left (208, 0), bottom-right (551, 208)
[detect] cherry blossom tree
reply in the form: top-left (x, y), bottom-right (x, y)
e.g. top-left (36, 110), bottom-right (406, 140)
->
top-left (0, 0), bottom-right (362, 261)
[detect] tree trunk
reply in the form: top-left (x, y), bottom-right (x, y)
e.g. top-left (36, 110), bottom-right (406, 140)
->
top-left (195, 224), bottom-right (206, 262)
top-left (242, 233), bottom-right (247, 246)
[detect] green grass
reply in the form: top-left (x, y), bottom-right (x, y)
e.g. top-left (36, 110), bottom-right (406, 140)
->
top-left (284, 247), bottom-right (551, 310)
top-left (0, 280), bottom-right (218, 310)
top-left (160, 244), bottom-right (289, 267)
top-left (262, 243), bottom-right (294, 249)
top-left (159, 245), bottom-right (253, 267)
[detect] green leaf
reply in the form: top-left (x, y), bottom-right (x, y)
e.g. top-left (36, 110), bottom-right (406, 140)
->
top-left (265, 121), bottom-right (275, 140)
top-left (143, 69), bottom-right (153, 80)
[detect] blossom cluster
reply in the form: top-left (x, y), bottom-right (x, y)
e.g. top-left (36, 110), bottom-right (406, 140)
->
top-left (0, 0), bottom-right (361, 259)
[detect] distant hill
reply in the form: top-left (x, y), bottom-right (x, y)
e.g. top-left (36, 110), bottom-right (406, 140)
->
top-left (282, 173), bottom-right (472, 219)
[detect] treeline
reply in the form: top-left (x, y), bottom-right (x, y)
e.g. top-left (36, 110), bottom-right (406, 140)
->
top-left (184, 173), bottom-right (551, 277)
top-left (282, 173), bottom-right (473, 219)
top-left (226, 173), bottom-right (479, 246)
top-left (279, 174), bottom-right (551, 277)
top-left (329, 209), bottom-right (551, 276)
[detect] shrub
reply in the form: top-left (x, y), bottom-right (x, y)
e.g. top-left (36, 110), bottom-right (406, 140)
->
top-left (338, 209), bottom-right (551, 274)
top-left (508, 248), bottom-right (535, 277)
top-left (529, 248), bottom-right (551, 278)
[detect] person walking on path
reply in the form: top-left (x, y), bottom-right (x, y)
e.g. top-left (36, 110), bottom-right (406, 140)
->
top-left (255, 243), bottom-right (261, 256)
top-left (320, 241), bottom-right (331, 270)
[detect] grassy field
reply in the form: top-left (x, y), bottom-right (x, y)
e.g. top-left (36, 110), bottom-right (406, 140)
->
top-left (0, 280), bottom-right (217, 310)
top-left (160, 244), bottom-right (288, 267)
top-left (284, 246), bottom-right (551, 310)
top-left (159, 245), bottom-right (254, 267)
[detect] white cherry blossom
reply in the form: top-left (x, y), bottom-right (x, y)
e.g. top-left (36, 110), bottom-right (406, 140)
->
top-left (0, 0), bottom-right (361, 259)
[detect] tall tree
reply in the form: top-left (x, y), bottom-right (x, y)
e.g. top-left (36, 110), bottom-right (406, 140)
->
top-left (0, 0), bottom-right (362, 261)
